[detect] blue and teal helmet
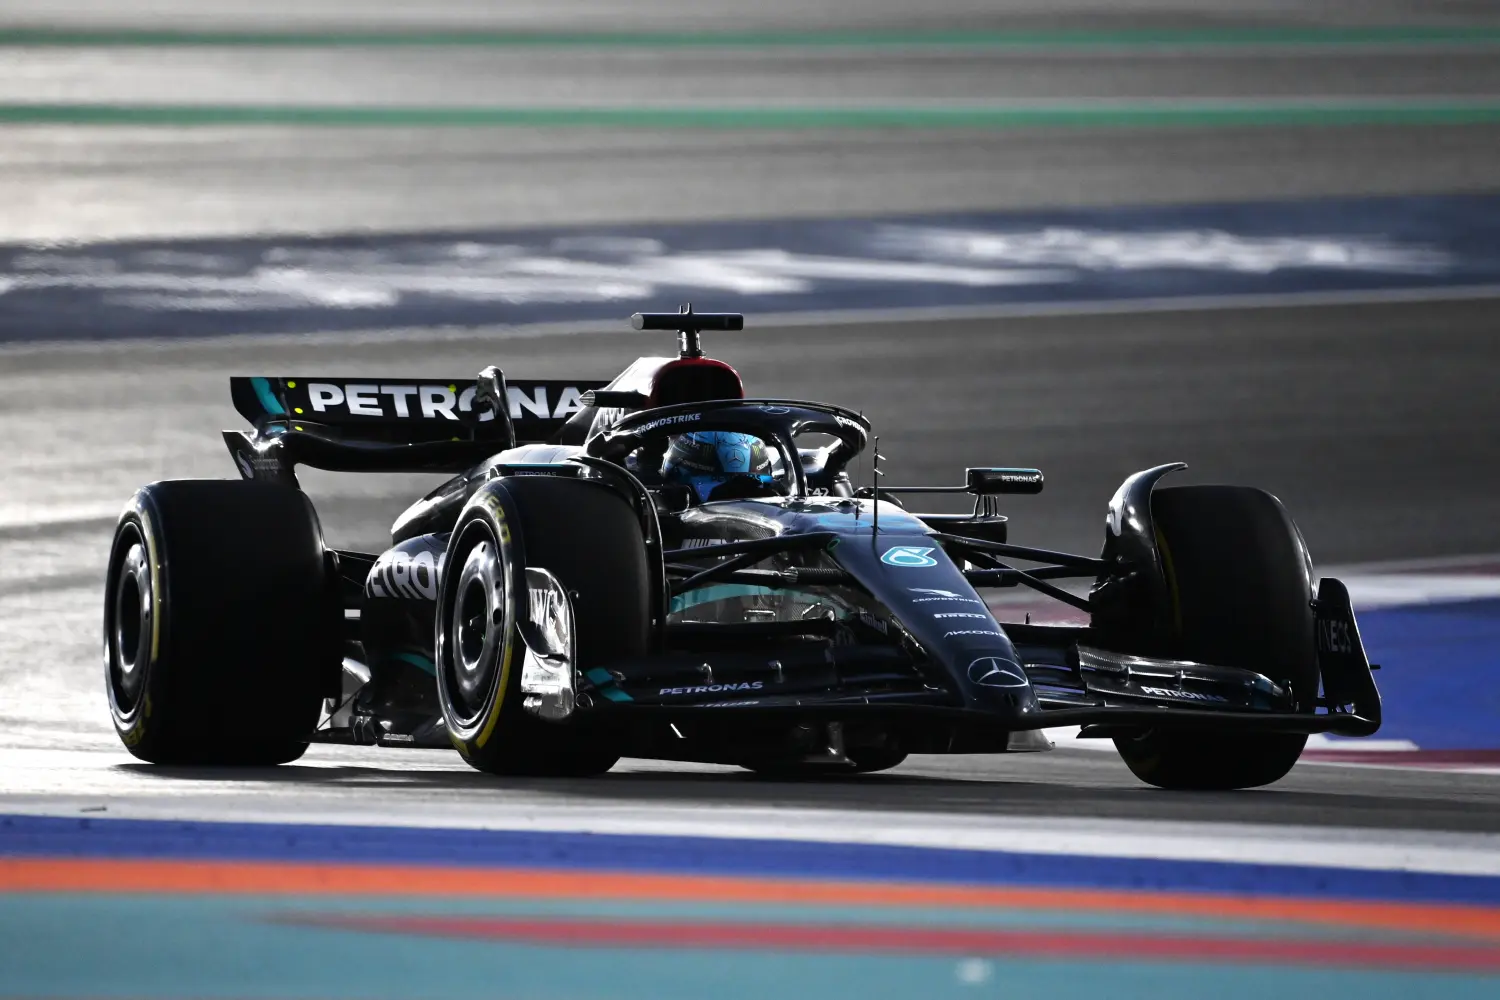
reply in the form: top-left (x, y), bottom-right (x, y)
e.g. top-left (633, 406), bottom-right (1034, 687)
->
top-left (661, 431), bottom-right (777, 502)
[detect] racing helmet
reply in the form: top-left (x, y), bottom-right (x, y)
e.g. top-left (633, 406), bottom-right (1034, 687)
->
top-left (661, 431), bottom-right (781, 502)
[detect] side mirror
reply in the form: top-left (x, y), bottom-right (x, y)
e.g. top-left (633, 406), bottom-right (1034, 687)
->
top-left (580, 389), bottom-right (651, 409)
top-left (967, 467), bottom-right (1044, 495)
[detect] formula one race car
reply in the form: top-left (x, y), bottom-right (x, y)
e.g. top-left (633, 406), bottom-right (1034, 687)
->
top-left (103, 307), bottom-right (1382, 789)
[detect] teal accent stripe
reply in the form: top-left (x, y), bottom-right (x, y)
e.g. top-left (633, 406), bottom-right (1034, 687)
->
top-left (5, 102), bottom-right (1500, 129)
top-left (670, 584), bottom-right (783, 615)
top-left (249, 376), bottom-right (285, 416)
top-left (389, 651), bottom-right (436, 676)
top-left (585, 666), bottom-right (633, 702)
top-left (3, 26), bottom-right (1500, 49)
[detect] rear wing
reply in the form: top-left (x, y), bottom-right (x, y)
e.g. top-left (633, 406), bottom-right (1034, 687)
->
top-left (232, 376), bottom-right (608, 439)
top-left (226, 375), bottom-right (609, 481)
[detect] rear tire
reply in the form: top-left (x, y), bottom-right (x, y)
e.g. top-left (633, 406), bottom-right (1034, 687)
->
top-left (1111, 485), bottom-right (1318, 790)
top-left (104, 481), bottom-right (335, 765)
top-left (437, 476), bottom-right (650, 777)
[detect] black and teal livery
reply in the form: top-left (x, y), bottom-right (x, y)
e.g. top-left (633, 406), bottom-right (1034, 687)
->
top-left (102, 307), bottom-right (1381, 789)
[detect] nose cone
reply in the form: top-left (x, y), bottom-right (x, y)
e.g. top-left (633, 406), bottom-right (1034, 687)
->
top-left (967, 655), bottom-right (1029, 689)
top-left (958, 649), bottom-right (1040, 715)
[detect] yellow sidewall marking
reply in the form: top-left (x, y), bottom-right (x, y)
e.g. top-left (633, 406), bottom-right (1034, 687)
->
top-left (473, 642), bottom-right (513, 750)
top-left (460, 494), bottom-right (514, 754)
top-left (134, 502), bottom-right (164, 666)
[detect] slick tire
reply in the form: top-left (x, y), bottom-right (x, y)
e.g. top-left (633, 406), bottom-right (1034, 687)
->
top-left (437, 476), bottom-right (649, 777)
top-left (104, 481), bottom-right (336, 765)
top-left (1113, 485), bottom-right (1319, 791)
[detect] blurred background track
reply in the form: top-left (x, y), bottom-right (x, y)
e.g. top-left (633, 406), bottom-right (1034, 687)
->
top-left (3, 0), bottom-right (1500, 241)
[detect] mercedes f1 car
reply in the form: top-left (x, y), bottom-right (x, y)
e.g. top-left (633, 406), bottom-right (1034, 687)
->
top-left (104, 307), bottom-right (1381, 789)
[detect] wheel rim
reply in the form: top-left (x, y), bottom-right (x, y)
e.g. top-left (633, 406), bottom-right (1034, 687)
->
top-left (449, 537), bottom-right (506, 722)
top-left (108, 528), bottom-right (152, 710)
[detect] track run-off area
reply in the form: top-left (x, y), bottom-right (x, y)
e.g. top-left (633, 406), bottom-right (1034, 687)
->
top-left (2, 1), bottom-right (1499, 996)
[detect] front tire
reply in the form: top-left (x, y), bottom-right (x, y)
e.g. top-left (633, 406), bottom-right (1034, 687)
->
top-left (104, 481), bottom-right (335, 764)
top-left (1112, 485), bottom-right (1319, 790)
top-left (436, 476), bottom-right (650, 777)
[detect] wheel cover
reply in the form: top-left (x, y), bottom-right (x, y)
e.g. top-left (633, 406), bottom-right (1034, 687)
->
top-left (445, 533), bottom-right (509, 727)
top-left (107, 527), bottom-right (153, 713)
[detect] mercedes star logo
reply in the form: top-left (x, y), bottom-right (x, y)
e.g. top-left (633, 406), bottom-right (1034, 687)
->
top-left (967, 656), bottom-right (1029, 688)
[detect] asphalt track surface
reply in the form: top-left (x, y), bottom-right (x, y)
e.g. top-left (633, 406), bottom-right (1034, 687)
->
top-left (5, 0), bottom-right (1493, 32)
top-left (2, 0), bottom-right (1499, 841)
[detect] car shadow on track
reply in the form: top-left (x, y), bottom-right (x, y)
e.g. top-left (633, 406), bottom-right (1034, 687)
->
top-left (113, 752), bottom-right (1500, 834)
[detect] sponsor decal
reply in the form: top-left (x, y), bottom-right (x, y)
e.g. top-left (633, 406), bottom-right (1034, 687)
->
top-left (528, 586), bottom-right (565, 633)
top-left (232, 449), bottom-right (285, 480)
top-left (473, 490), bottom-right (512, 543)
top-left (909, 587), bottom-right (985, 606)
top-left (680, 538), bottom-right (719, 549)
top-left (881, 546), bottom-right (939, 568)
top-left (301, 382), bottom-right (585, 422)
top-left (1317, 619), bottom-right (1354, 655)
top-left (759, 405), bottom-right (791, 415)
top-left (636, 412), bottom-right (702, 434)
top-left (933, 612), bottom-right (989, 619)
top-left (307, 382), bottom-right (483, 422)
top-left (857, 611), bottom-right (889, 635)
top-left (508, 384), bottom-right (585, 421)
top-left (944, 629), bottom-right (1005, 638)
top-left (367, 547), bottom-right (445, 601)
top-left (967, 656), bottom-right (1029, 689)
top-left (506, 467), bottom-right (566, 477)
top-left (659, 681), bottom-right (764, 696)
top-left (1140, 685), bottom-right (1229, 703)
top-left (699, 700), bottom-right (762, 708)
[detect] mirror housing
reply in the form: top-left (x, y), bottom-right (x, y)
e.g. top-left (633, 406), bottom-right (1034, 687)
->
top-left (966, 467), bottom-right (1044, 495)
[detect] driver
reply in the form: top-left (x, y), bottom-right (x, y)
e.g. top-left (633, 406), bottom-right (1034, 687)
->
top-left (661, 431), bottom-right (784, 502)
